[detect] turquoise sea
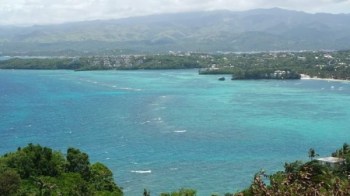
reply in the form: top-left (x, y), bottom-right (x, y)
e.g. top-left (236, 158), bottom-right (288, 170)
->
top-left (1, 69), bottom-right (350, 195)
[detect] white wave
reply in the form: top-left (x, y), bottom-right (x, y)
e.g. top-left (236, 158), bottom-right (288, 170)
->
top-left (170, 168), bottom-right (178, 170)
top-left (120, 87), bottom-right (132, 90)
top-left (174, 130), bottom-right (187, 133)
top-left (131, 170), bottom-right (152, 174)
top-left (119, 87), bottom-right (142, 91)
top-left (153, 117), bottom-right (162, 121)
top-left (140, 121), bottom-right (151, 125)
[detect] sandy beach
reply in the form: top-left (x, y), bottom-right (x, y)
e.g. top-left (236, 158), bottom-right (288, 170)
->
top-left (300, 74), bottom-right (350, 83)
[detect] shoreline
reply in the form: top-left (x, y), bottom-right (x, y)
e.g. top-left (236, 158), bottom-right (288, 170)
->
top-left (300, 74), bottom-right (350, 83)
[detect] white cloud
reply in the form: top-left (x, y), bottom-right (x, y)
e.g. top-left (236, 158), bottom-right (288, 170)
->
top-left (0, 0), bottom-right (349, 25)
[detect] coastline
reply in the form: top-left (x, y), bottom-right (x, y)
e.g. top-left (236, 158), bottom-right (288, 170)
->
top-left (300, 74), bottom-right (350, 83)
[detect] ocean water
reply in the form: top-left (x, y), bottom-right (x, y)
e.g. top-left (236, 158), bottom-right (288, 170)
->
top-left (1, 69), bottom-right (350, 195)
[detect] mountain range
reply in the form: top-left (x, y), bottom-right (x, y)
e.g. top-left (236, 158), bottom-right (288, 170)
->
top-left (1, 8), bottom-right (350, 55)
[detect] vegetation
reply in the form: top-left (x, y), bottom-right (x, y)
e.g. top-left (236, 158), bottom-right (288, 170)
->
top-left (4, 143), bottom-right (350, 195)
top-left (0, 58), bottom-right (83, 70)
top-left (1, 8), bottom-right (350, 56)
top-left (145, 143), bottom-right (350, 195)
top-left (1, 50), bottom-right (350, 80)
top-left (234, 143), bottom-right (350, 195)
top-left (160, 188), bottom-right (196, 196)
top-left (0, 144), bottom-right (123, 196)
top-left (199, 50), bottom-right (350, 80)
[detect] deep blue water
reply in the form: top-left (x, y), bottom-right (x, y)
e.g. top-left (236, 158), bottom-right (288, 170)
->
top-left (1, 69), bottom-right (350, 195)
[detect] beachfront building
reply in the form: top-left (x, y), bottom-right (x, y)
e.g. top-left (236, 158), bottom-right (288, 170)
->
top-left (315, 157), bottom-right (345, 167)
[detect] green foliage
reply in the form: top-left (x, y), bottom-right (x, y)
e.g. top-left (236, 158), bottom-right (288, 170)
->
top-left (0, 58), bottom-right (82, 70)
top-left (66, 147), bottom-right (91, 180)
top-left (1, 9), bottom-right (350, 56)
top-left (308, 148), bottom-right (319, 160)
top-left (237, 144), bottom-right (350, 195)
top-left (90, 162), bottom-right (123, 194)
top-left (0, 169), bottom-right (21, 196)
top-left (199, 50), bottom-right (350, 80)
top-left (2, 50), bottom-right (350, 81)
top-left (57, 173), bottom-right (93, 196)
top-left (0, 144), bottom-right (123, 196)
top-left (160, 188), bottom-right (196, 196)
top-left (4, 143), bottom-right (64, 178)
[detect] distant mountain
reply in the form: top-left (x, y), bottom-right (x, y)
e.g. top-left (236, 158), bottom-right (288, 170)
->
top-left (1, 8), bottom-right (350, 55)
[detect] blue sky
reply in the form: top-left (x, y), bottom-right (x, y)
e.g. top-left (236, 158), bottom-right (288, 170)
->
top-left (0, 0), bottom-right (349, 25)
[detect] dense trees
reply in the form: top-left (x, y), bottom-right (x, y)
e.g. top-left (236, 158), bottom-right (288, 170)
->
top-left (160, 188), bottom-right (196, 196)
top-left (66, 148), bottom-right (91, 180)
top-left (0, 144), bottom-right (123, 196)
top-left (0, 58), bottom-right (82, 70)
top-left (0, 170), bottom-right (21, 195)
top-left (235, 144), bottom-right (350, 195)
top-left (230, 69), bottom-right (300, 80)
top-left (1, 50), bottom-right (350, 80)
top-left (199, 50), bottom-right (350, 80)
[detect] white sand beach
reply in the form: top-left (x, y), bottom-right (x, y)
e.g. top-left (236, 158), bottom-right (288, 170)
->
top-left (300, 74), bottom-right (350, 83)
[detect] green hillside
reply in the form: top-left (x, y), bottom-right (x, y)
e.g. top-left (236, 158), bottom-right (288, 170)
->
top-left (1, 8), bottom-right (350, 56)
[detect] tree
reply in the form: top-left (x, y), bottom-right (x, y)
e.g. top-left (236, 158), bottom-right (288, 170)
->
top-left (90, 162), bottom-right (122, 194)
top-left (308, 148), bottom-right (319, 160)
top-left (32, 176), bottom-right (57, 196)
top-left (342, 143), bottom-right (349, 156)
top-left (0, 169), bottom-right (21, 195)
top-left (143, 188), bottom-right (150, 196)
top-left (161, 188), bottom-right (196, 196)
top-left (66, 148), bottom-right (91, 180)
top-left (0, 144), bottom-right (123, 196)
top-left (5, 144), bottom-right (64, 178)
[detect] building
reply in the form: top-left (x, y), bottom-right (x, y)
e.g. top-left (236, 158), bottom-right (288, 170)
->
top-left (315, 157), bottom-right (345, 167)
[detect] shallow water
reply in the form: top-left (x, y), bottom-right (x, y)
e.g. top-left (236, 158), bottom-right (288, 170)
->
top-left (1, 69), bottom-right (350, 195)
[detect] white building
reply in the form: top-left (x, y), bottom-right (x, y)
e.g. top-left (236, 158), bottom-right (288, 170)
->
top-left (315, 157), bottom-right (345, 167)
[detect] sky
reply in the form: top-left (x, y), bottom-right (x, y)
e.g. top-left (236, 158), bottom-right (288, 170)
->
top-left (0, 0), bottom-right (350, 26)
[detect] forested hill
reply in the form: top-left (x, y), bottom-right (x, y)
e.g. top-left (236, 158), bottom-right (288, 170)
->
top-left (1, 8), bottom-right (350, 56)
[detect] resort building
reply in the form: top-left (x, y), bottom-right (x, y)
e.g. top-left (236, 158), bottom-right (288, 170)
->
top-left (315, 157), bottom-right (345, 167)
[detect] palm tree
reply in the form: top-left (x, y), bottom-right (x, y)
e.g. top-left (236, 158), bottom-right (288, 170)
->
top-left (342, 143), bottom-right (349, 156)
top-left (308, 148), bottom-right (319, 160)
